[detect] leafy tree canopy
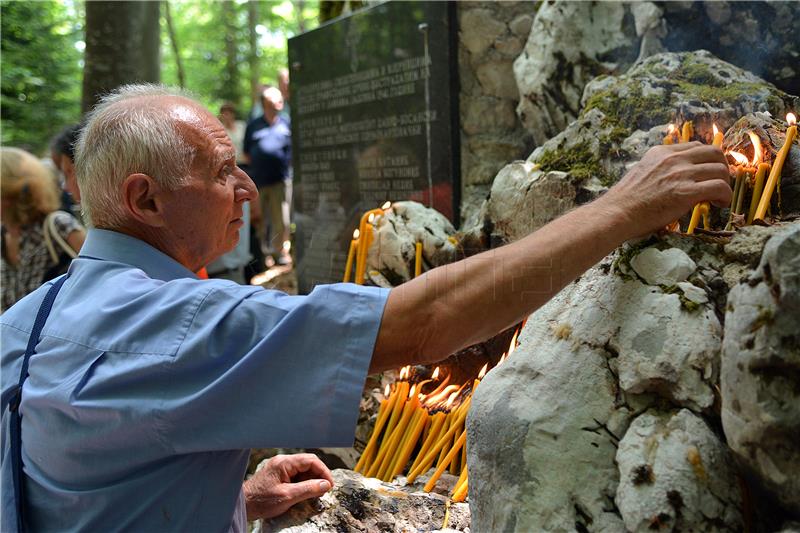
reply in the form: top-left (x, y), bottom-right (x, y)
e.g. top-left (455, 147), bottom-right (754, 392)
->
top-left (1, 0), bottom-right (319, 156)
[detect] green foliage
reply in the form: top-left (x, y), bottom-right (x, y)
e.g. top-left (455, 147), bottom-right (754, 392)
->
top-left (1, 0), bottom-right (319, 155)
top-left (1, 0), bottom-right (84, 155)
top-left (161, 0), bottom-right (320, 119)
top-left (536, 141), bottom-right (613, 185)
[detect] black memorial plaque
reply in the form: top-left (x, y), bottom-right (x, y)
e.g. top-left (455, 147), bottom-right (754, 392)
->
top-left (288, 1), bottom-right (459, 293)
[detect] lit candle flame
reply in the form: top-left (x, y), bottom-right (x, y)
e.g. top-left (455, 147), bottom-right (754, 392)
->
top-left (409, 385), bottom-right (416, 399)
top-left (508, 328), bottom-right (519, 356)
top-left (730, 151), bottom-right (749, 166)
top-left (384, 384), bottom-right (390, 397)
top-left (713, 124), bottom-right (719, 137)
top-left (477, 363), bottom-right (488, 380)
top-left (788, 113), bottom-right (797, 126)
top-left (424, 384), bottom-right (458, 408)
top-left (381, 201), bottom-right (392, 210)
top-left (498, 353), bottom-right (507, 364)
top-left (445, 392), bottom-right (458, 409)
top-left (668, 124), bottom-right (676, 134)
top-left (748, 131), bottom-right (762, 166)
top-left (432, 367), bottom-right (440, 380)
top-left (368, 213), bottom-right (375, 223)
top-left (353, 228), bottom-right (360, 239)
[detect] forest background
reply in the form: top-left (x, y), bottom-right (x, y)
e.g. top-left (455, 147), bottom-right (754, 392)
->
top-left (1, 0), bottom-right (363, 156)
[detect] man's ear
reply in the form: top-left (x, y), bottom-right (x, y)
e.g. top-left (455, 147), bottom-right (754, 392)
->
top-left (121, 173), bottom-right (167, 227)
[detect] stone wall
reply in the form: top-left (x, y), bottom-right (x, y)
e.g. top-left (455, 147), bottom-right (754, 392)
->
top-left (457, 1), bottom-right (536, 226)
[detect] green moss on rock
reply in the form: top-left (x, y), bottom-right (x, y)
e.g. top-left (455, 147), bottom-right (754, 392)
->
top-left (536, 141), bottom-right (614, 185)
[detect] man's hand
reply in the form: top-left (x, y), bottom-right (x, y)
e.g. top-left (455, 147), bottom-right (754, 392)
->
top-left (602, 142), bottom-right (731, 238)
top-left (243, 454), bottom-right (334, 521)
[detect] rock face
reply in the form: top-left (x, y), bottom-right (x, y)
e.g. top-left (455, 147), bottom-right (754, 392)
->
top-left (514, 1), bottom-right (800, 145)
top-left (468, 222), bottom-right (800, 532)
top-left (458, 1), bottom-right (535, 225)
top-left (721, 224), bottom-right (800, 511)
top-left (366, 201), bottom-right (457, 286)
top-left (616, 409), bottom-right (743, 532)
top-left (255, 468), bottom-right (469, 533)
top-left (480, 50), bottom-right (798, 243)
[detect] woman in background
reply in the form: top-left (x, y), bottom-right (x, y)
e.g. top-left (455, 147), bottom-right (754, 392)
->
top-left (1, 147), bottom-right (85, 311)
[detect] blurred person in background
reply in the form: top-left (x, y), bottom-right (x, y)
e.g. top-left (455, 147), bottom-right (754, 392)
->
top-left (243, 86), bottom-right (292, 266)
top-left (50, 123), bottom-right (84, 221)
top-left (1, 147), bottom-right (85, 311)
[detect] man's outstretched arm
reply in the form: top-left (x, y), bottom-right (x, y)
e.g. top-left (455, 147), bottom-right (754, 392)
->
top-left (370, 142), bottom-right (731, 373)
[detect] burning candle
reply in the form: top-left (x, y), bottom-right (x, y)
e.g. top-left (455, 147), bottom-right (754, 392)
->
top-left (406, 396), bottom-right (471, 483)
top-left (414, 242), bottom-right (423, 278)
top-left (355, 213), bottom-right (376, 285)
top-left (372, 384), bottom-right (418, 479)
top-left (755, 113), bottom-right (797, 222)
top-left (748, 162), bottom-right (771, 224)
top-left (688, 124), bottom-right (723, 234)
top-left (725, 151), bottom-right (749, 231)
top-left (411, 411), bottom-right (446, 473)
top-left (663, 123), bottom-right (676, 145)
top-left (342, 229), bottom-right (359, 283)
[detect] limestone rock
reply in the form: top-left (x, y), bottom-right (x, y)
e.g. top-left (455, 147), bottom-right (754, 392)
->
top-left (721, 222), bottom-right (800, 511)
top-left (468, 237), bottom-right (725, 531)
top-left (629, 247), bottom-right (697, 286)
top-left (514, 1), bottom-right (800, 144)
top-left (366, 201), bottom-right (457, 286)
top-left (615, 409), bottom-right (743, 532)
top-left (255, 468), bottom-right (470, 533)
top-left (514, 1), bottom-right (635, 145)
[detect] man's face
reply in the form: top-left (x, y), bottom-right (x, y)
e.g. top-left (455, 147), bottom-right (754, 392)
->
top-left (261, 88), bottom-right (284, 121)
top-left (161, 100), bottom-right (257, 269)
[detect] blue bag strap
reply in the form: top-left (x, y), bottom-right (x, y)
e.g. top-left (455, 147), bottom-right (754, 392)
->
top-left (8, 275), bottom-right (68, 533)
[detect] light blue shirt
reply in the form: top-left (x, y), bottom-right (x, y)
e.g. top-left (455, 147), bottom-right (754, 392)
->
top-left (1, 229), bottom-right (389, 532)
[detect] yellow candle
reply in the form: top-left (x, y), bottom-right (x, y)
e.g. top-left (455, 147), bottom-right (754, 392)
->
top-left (414, 242), bottom-right (423, 277)
top-left (724, 167), bottom-right (746, 231)
top-left (354, 213), bottom-right (376, 285)
top-left (355, 384), bottom-right (396, 473)
top-left (388, 407), bottom-right (421, 478)
top-left (365, 381), bottom-right (408, 478)
top-left (452, 464), bottom-right (468, 497)
top-left (342, 229), bottom-right (360, 283)
top-left (681, 120), bottom-right (693, 143)
top-left (411, 411), bottom-right (446, 473)
top-left (687, 124), bottom-right (722, 234)
top-left (406, 397), bottom-right (471, 483)
top-left (747, 162), bottom-right (771, 224)
top-left (755, 113), bottom-right (797, 222)
top-left (424, 430), bottom-right (467, 492)
top-left (391, 410), bottom-right (429, 479)
top-left (452, 473), bottom-right (469, 502)
top-left (375, 389), bottom-right (418, 480)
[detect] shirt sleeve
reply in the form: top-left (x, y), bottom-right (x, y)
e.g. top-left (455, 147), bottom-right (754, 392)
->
top-left (155, 283), bottom-right (390, 453)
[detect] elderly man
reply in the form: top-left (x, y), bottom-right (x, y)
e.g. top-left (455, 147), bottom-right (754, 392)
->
top-left (1, 84), bottom-right (731, 532)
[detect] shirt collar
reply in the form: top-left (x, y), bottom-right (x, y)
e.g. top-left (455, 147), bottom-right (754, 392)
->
top-left (77, 229), bottom-right (198, 282)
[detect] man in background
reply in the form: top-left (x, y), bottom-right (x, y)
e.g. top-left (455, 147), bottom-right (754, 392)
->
top-left (243, 86), bottom-right (292, 266)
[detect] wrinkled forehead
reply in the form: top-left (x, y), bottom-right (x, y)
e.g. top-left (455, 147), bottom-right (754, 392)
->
top-left (166, 98), bottom-right (235, 167)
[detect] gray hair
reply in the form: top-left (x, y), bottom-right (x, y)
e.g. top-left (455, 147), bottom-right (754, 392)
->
top-left (74, 84), bottom-right (199, 228)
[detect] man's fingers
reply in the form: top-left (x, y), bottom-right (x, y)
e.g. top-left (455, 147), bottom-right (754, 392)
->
top-left (663, 141), bottom-right (704, 152)
top-left (283, 479), bottom-right (332, 506)
top-left (679, 144), bottom-right (727, 165)
top-left (281, 454), bottom-right (334, 485)
top-left (693, 179), bottom-right (733, 208)
top-left (689, 162), bottom-right (731, 184)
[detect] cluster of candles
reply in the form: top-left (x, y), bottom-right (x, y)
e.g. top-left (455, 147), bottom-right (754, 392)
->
top-left (663, 112), bottom-right (797, 234)
top-left (342, 201), bottom-right (426, 283)
top-left (354, 328), bottom-right (521, 503)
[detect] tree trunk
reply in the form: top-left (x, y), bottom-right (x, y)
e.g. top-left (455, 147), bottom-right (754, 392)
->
top-left (164, 1), bottom-right (185, 88)
top-left (248, 0), bottom-right (261, 109)
top-left (221, 0), bottom-right (239, 104)
top-left (82, 1), bottom-right (160, 112)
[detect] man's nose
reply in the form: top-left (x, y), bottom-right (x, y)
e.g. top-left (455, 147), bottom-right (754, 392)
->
top-left (234, 168), bottom-right (258, 202)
